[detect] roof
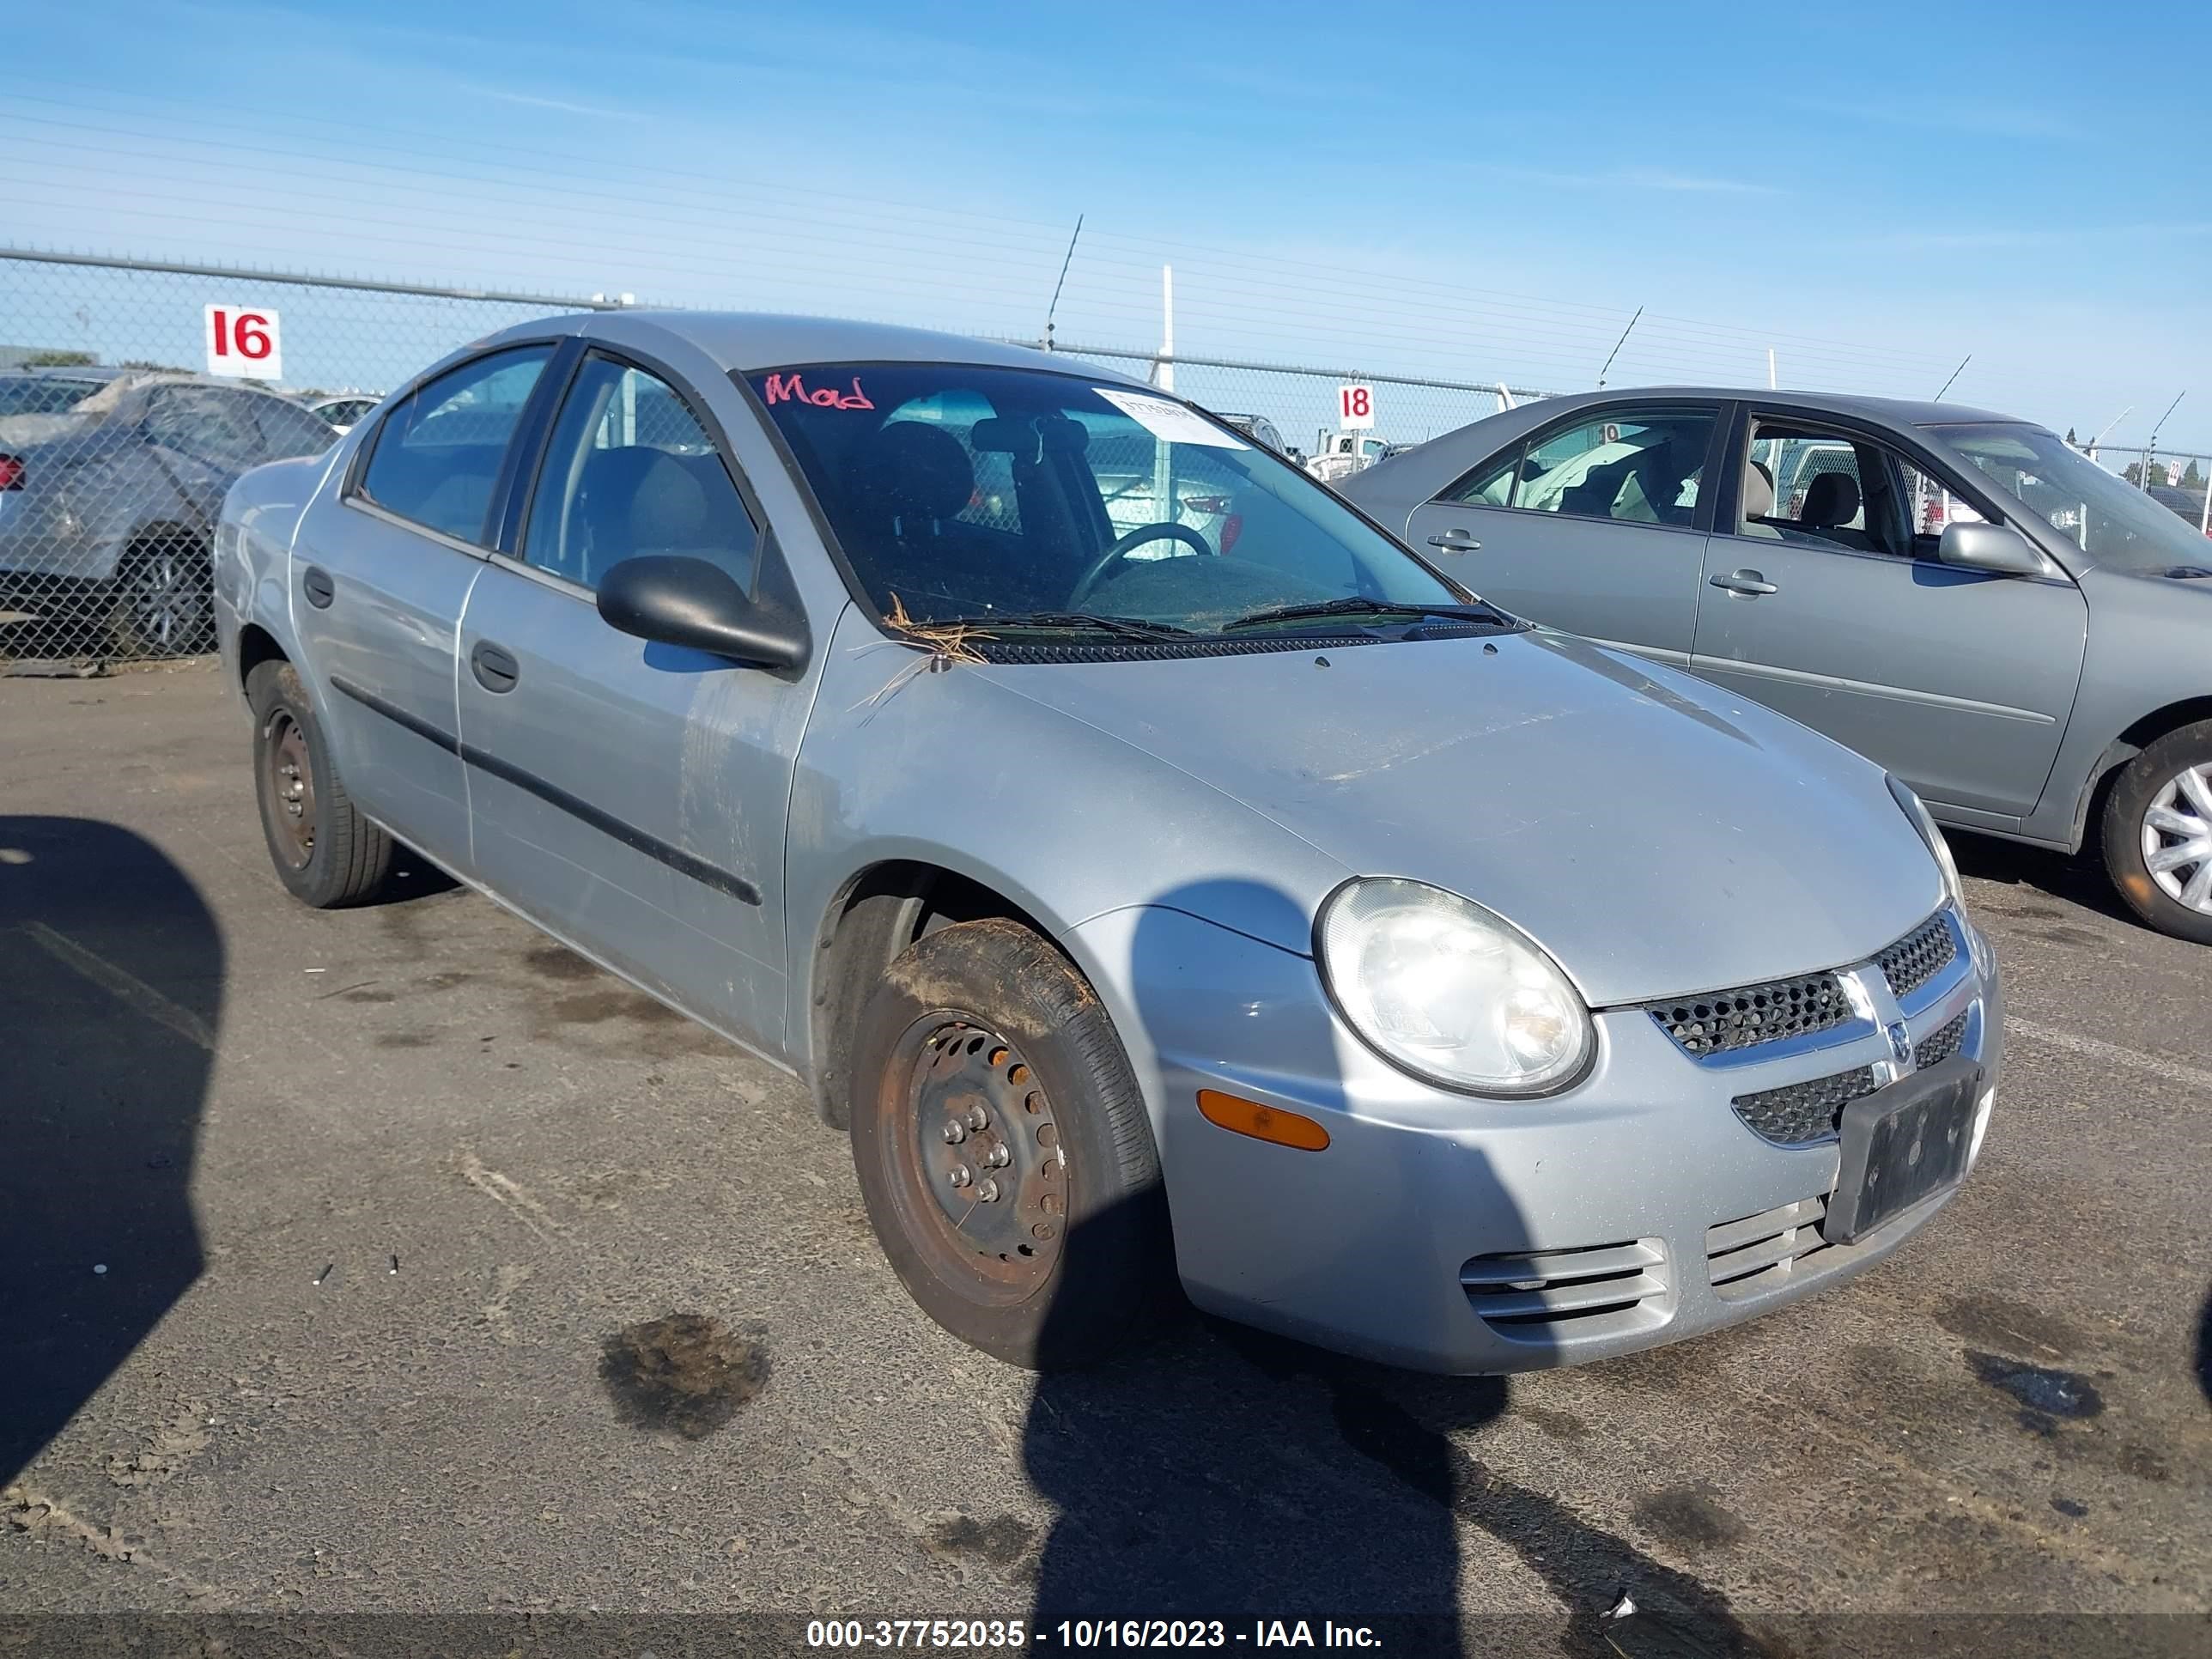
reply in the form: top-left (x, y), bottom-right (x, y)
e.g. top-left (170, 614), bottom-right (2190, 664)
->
top-left (588, 310), bottom-right (1150, 381)
top-left (1511, 386), bottom-right (2027, 428)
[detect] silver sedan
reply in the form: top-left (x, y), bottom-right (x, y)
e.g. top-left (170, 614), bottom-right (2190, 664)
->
top-left (216, 313), bottom-right (2002, 1372)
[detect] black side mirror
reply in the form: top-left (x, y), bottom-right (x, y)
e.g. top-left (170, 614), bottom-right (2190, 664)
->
top-left (596, 556), bottom-right (810, 671)
top-left (1937, 520), bottom-right (2045, 577)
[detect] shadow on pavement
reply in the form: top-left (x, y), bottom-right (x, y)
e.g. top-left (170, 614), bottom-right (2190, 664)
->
top-left (1016, 884), bottom-right (1764, 1656)
top-left (0, 815), bottom-right (220, 1482)
top-left (1948, 830), bottom-right (2132, 927)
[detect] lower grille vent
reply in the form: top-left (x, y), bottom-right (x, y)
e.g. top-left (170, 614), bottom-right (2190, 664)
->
top-left (1706, 1197), bottom-right (1834, 1299)
top-left (1462, 1240), bottom-right (1669, 1344)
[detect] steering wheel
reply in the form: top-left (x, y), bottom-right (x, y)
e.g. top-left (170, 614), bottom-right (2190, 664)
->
top-left (1068, 521), bottom-right (1215, 606)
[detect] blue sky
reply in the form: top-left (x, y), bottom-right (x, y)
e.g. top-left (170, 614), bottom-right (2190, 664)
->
top-left (4, 1), bottom-right (2209, 447)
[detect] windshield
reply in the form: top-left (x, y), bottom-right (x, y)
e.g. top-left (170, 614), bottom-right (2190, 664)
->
top-left (748, 362), bottom-right (1465, 635)
top-left (1936, 422), bottom-right (2210, 576)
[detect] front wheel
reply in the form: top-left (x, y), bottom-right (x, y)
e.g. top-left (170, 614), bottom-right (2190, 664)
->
top-left (247, 659), bottom-right (393, 908)
top-left (2100, 720), bottom-right (2212, 945)
top-left (848, 918), bottom-right (1170, 1368)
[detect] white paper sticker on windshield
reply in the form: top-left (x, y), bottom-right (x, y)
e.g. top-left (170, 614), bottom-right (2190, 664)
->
top-left (1093, 388), bottom-right (1248, 449)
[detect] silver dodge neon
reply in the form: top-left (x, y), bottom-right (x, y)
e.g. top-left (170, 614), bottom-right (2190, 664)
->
top-left (215, 313), bottom-right (2002, 1372)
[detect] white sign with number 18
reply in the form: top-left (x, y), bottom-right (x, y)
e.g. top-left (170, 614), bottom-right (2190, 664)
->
top-left (204, 304), bottom-right (283, 380)
top-left (1337, 383), bottom-right (1375, 429)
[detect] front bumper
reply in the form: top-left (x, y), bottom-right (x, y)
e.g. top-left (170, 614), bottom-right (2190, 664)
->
top-left (1067, 902), bottom-right (2002, 1374)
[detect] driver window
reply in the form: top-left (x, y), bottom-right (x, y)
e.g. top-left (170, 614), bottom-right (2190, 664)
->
top-left (522, 355), bottom-right (757, 592)
top-left (1741, 422), bottom-right (1974, 561)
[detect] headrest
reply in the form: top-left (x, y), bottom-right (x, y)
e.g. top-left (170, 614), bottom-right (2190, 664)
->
top-left (969, 414), bottom-right (1088, 462)
top-left (625, 451), bottom-right (710, 547)
top-left (1802, 471), bottom-right (1861, 528)
top-left (844, 421), bottom-right (975, 525)
top-left (1742, 459), bottom-right (1775, 520)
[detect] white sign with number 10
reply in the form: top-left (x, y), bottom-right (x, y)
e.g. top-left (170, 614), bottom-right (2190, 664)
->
top-left (204, 305), bottom-right (283, 381)
top-left (1337, 383), bottom-right (1375, 429)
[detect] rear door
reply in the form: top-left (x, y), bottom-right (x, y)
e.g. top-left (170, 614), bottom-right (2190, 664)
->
top-left (1690, 406), bottom-right (2088, 817)
top-left (455, 343), bottom-right (811, 1055)
top-left (1402, 401), bottom-right (1726, 664)
top-left (298, 343), bottom-right (556, 870)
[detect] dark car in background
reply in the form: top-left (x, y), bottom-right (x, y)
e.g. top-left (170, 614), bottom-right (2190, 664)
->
top-left (0, 370), bottom-right (337, 655)
top-left (1344, 389), bottom-right (2212, 944)
top-left (2146, 481), bottom-right (2209, 537)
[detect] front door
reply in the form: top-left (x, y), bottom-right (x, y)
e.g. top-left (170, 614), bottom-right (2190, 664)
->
top-left (456, 348), bottom-right (811, 1057)
top-left (1403, 402), bottom-right (1725, 664)
top-left (297, 343), bottom-right (556, 871)
top-left (1690, 411), bottom-right (2088, 818)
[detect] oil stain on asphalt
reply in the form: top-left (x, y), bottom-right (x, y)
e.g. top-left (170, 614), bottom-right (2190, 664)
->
top-left (1966, 1350), bottom-right (2106, 1430)
top-left (599, 1314), bottom-right (769, 1438)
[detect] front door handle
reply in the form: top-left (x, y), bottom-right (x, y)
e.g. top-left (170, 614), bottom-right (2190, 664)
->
top-left (1426, 529), bottom-right (1483, 552)
top-left (301, 566), bottom-right (335, 609)
top-left (1710, 569), bottom-right (1778, 597)
top-left (471, 641), bottom-right (520, 694)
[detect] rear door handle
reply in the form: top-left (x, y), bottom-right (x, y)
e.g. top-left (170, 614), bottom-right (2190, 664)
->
top-left (301, 566), bottom-right (335, 609)
top-left (1426, 529), bottom-right (1483, 552)
top-left (471, 641), bottom-right (520, 694)
top-left (1710, 569), bottom-right (1778, 597)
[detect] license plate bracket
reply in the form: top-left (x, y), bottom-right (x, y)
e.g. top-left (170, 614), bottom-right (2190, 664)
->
top-left (1822, 1054), bottom-right (1981, 1245)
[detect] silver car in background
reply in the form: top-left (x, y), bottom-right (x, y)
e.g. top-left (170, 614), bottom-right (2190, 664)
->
top-left (216, 314), bottom-right (2000, 1373)
top-left (1, 370), bottom-right (337, 654)
top-left (1345, 390), bottom-right (2212, 945)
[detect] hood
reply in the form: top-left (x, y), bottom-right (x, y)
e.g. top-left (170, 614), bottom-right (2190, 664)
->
top-left (986, 629), bottom-right (1943, 1006)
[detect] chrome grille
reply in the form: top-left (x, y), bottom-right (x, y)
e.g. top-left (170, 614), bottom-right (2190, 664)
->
top-left (1707, 1197), bottom-right (1834, 1298)
top-left (1732, 1065), bottom-right (1881, 1146)
top-left (1646, 972), bottom-right (1850, 1056)
top-left (1878, 914), bottom-right (1956, 1000)
top-left (1916, 1009), bottom-right (1970, 1068)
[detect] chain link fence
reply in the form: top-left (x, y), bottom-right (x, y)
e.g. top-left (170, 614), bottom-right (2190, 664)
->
top-left (1, 248), bottom-right (1544, 666)
top-left (2075, 442), bottom-right (2212, 540)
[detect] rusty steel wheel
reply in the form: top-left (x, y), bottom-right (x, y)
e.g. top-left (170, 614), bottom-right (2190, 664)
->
top-left (890, 1019), bottom-right (1068, 1293)
top-left (848, 918), bottom-right (1168, 1368)
top-left (246, 659), bottom-right (393, 908)
top-left (259, 706), bottom-right (318, 870)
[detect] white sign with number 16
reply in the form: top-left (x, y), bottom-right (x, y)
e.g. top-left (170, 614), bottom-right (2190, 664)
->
top-left (204, 304), bottom-right (283, 380)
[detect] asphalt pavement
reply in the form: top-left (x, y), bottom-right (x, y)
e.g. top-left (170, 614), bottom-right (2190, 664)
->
top-left (2, 662), bottom-right (2206, 1656)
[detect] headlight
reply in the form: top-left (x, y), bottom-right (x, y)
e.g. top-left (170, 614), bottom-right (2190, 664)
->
top-left (1887, 775), bottom-right (1965, 915)
top-left (1316, 878), bottom-right (1593, 1095)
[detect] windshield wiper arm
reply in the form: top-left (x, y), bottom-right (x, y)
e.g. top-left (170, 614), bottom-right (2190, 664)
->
top-left (1221, 596), bottom-right (1505, 631)
top-left (945, 610), bottom-right (1198, 641)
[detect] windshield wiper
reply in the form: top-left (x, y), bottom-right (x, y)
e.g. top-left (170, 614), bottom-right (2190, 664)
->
top-left (1221, 596), bottom-right (1506, 631)
top-left (945, 610), bottom-right (1198, 641)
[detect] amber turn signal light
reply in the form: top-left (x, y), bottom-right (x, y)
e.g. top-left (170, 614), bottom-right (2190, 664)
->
top-left (1196, 1089), bottom-right (1330, 1152)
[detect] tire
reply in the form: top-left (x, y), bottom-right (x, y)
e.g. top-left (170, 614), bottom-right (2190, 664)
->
top-left (848, 917), bottom-right (1170, 1369)
top-left (2100, 720), bottom-right (2212, 945)
top-left (108, 532), bottom-right (216, 659)
top-left (247, 659), bottom-right (393, 908)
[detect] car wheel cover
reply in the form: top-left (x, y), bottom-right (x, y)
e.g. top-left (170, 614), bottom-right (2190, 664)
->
top-left (2141, 762), bottom-right (2212, 915)
top-left (133, 547), bottom-right (204, 649)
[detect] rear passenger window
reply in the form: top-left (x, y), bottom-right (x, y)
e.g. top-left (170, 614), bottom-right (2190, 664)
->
top-left (1449, 410), bottom-right (1717, 528)
top-left (359, 346), bottom-right (553, 544)
top-left (520, 355), bottom-right (757, 592)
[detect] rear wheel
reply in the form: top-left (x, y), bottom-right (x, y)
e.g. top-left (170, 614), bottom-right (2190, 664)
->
top-left (108, 532), bottom-right (215, 659)
top-left (2100, 720), bottom-right (2212, 945)
top-left (848, 918), bottom-right (1170, 1368)
top-left (247, 659), bottom-right (392, 908)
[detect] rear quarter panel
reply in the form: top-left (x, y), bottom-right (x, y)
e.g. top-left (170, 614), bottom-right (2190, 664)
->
top-left (215, 446), bottom-right (349, 703)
